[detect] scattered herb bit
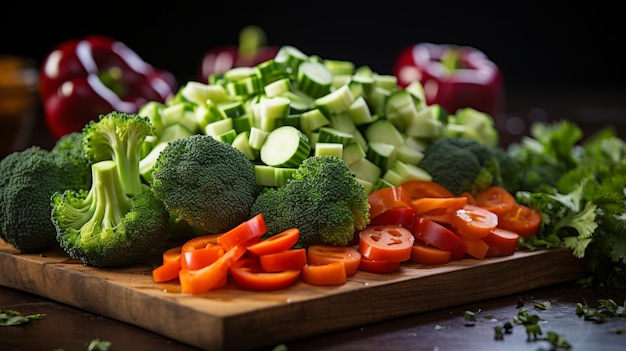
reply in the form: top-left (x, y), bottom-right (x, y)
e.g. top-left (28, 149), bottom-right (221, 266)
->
top-left (0, 309), bottom-right (46, 326)
top-left (434, 324), bottom-right (447, 330)
top-left (87, 339), bottom-right (111, 351)
top-left (545, 331), bottom-right (572, 350)
top-left (534, 301), bottom-right (551, 310)
top-left (272, 344), bottom-right (288, 351)
top-left (513, 308), bottom-right (543, 340)
top-left (464, 310), bottom-right (476, 326)
top-left (576, 298), bottom-right (626, 323)
top-left (494, 326), bottom-right (504, 340)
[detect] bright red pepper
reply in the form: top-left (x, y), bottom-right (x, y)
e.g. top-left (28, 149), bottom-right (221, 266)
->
top-left (392, 42), bottom-right (504, 117)
top-left (39, 35), bottom-right (178, 139)
top-left (196, 25), bottom-right (279, 83)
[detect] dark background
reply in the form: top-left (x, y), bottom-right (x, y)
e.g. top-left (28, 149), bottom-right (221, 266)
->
top-left (3, 1), bottom-right (623, 92)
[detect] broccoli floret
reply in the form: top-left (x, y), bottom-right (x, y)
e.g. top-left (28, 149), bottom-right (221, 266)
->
top-left (249, 155), bottom-right (371, 248)
top-left (139, 123), bottom-right (194, 183)
top-left (0, 144), bottom-right (91, 253)
top-left (417, 137), bottom-right (503, 196)
top-left (150, 134), bottom-right (258, 234)
top-left (51, 160), bottom-right (169, 267)
top-left (82, 111), bottom-right (154, 196)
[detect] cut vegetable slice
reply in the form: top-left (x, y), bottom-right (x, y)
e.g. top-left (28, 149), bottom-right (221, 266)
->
top-left (302, 262), bottom-right (347, 286)
top-left (307, 245), bottom-right (362, 277)
top-left (358, 225), bottom-right (414, 262)
top-left (260, 125), bottom-right (311, 167)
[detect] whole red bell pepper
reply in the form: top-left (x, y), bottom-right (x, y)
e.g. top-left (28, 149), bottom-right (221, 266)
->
top-left (392, 42), bottom-right (504, 118)
top-left (196, 25), bottom-right (279, 83)
top-left (39, 35), bottom-right (178, 139)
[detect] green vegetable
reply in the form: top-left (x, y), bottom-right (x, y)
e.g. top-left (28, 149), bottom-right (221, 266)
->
top-left (51, 160), bottom-right (169, 268)
top-left (503, 120), bottom-right (581, 193)
top-left (1, 309), bottom-right (46, 326)
top-left (150, 134), bottom-right (258, 234)
top-left (82, 111), bottom-right (154, 196)
top-left (51, 112), bottom-right (169, 267)
top-left (509, 120), bottom-right (626, 288)
top-left (249, 155), bottom-right (370, 248)
top-left (0, 134), bottom-right (91, 253)
top-left (417, 137), bottom-right (502, 195)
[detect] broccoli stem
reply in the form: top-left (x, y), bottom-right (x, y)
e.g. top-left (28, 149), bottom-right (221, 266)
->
top-left (79, 161), bottom-right (132, 243)
top-left (110, 134), bottom-right (143, 197)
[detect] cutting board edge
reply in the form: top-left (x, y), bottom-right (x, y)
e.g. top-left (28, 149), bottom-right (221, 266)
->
top-left (0, 244), bottom-right (587, 350)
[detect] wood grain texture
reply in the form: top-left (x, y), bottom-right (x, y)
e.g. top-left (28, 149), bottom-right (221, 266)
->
top-left (0, 239), bottom-right (586, 350)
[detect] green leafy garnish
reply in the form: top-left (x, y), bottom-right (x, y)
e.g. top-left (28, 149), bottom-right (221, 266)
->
top-left (506, 120), bottom-right (626, 288)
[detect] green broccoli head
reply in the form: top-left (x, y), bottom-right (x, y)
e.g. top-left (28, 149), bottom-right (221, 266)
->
top-left (418, 137), bottom-right (502, 196)
top-left (82, 111), bottom-right (154, 196)
top-left (250, 155), bottom-right (370, 248)
top-left (51, 160), bottom-right (169, 268)
top-left (150, 134), bottom-right (258, 234)
top-left (0, 145), bottom-right (91, 253)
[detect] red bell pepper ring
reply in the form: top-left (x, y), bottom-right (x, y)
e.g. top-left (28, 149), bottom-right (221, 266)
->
top-left (392, 42), bottom-right (504, 118)
top-left (196, 25), bottom-right (279, 83)
top-left (39, 35), bottom-right (178, 139)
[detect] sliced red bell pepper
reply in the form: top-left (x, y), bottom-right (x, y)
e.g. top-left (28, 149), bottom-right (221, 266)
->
top-left (392, 42), bottom-right (504, 117)
top-left (39, 35), bottom-right (178, 139)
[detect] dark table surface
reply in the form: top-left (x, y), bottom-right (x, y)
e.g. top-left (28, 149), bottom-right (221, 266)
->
top-left (2, 282), bottom-right (626, 351)
top-left (2, 87), bottom-right (626, 351)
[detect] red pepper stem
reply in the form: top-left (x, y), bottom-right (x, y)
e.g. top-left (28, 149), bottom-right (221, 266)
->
top-left (238, 25), bottom-right (266, 60)
top-left (97, 66), bottom-right (125, 96)
top-left (440, 48), bottom-right (462, 72)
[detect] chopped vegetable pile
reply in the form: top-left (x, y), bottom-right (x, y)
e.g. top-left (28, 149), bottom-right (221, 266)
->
top-left (0, 44), bottom-right (624, 291)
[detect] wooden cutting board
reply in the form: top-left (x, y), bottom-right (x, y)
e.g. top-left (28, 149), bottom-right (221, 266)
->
top-left (0, 238), bottom-right (586, 350)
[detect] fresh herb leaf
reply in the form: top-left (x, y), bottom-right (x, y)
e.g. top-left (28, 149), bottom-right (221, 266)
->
top-left (0, 309), bottom-right (46, 326)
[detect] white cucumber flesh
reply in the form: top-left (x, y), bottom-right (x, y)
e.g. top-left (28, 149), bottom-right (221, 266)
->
top-left (260, 126), bottom-right (311, 167)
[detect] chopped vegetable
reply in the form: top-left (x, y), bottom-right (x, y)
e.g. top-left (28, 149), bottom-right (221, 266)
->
top-left (152, 246), bottom-right (182, 283)
top-left (497, 203), bottom-right (541, 239)
top-left (482, 228), bottom-right (520, 257)
top-left (474, 186), bottom-right (516, 216)
top-left (0, 135), bottom-right (92, 253)
top-left (306, 245), bottom-right (362, 277)
top-left (358, 257), bottom-right (401, 273)
top-left (410, 241), bottom-right (453, 265)
top-left (369, 207), bottom-right (417, 228)
top-left (230, 257), bottom-right (301, 291)
top-left (52, 160), bottom-right (169, 267)
top-left (247, 228), bottom-right (301, 257)
top-left (358, 225), bottom-right (414, 262)
top-left (301, 262), bottom-right (347, 286)
top-left (150, 134), bottom-right (258, 234)
top-left (51, 112), bottom-right (170, 268)
top-left (259, 248), bottom-right (307, 272)
top-left (449, 204), bottom-right (499, 239)
top-left (411, 217), bottom-right (468, 260)
top-left (417, 137), bottom-right (503, 196)
top-left (250, 155), bottom-right (370, 248)
top-left (367, 186), bottom-right (413, 219)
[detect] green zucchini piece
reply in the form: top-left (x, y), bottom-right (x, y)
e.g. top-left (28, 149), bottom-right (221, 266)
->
top-left (317, 127), bottom-right (354, 146)
top-left (314, 142), bottom-right (343, 158)
top-left (297, 61), bottom-right (333, 99)
top-left (365, 119), bottom-right (405, 146)
top-left (366, 141), bottom-right (397, 171)
top-left (260, 125), bottom-right (311, 167)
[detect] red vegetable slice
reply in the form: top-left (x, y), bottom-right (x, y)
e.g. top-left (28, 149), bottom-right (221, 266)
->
top-left (358, 225), bottom-right (414, 262)
top-left (410, 217), bottom-right (467, 260)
